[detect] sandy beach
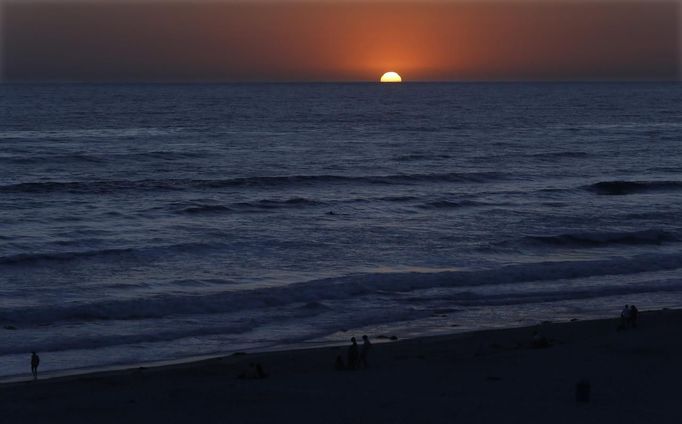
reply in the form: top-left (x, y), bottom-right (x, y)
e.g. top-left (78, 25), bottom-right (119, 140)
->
top-left (4, 3), bottom-right (682, 423)
top-left (1, 308), bottom-right (680, 423)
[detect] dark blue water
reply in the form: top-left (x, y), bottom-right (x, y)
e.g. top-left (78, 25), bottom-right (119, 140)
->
top-left (1, 83), bottom-right (681, 378)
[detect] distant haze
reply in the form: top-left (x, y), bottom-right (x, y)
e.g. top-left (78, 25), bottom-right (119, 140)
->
top-left (1, 1), bottom-right (680, 81)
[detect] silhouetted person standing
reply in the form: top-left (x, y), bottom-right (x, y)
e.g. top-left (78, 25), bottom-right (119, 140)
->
top-left (630, 305), bottom-right (639, 328)
top-left (347, 337), bottom-right (359, 369)
top-left (360, 335), bottom-right (372, 368)
top-left (620, 305), bottom-right (631, 329)
top-left (31, 352), bottom-right (40, 380)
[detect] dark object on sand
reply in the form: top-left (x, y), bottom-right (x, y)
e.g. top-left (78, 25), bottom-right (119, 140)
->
top-left (4, 325), bottom-right (17, 330)
top-left (576, 380), bottom-right (591, 403)
top-left (348, 337), bottom-right (359, 369)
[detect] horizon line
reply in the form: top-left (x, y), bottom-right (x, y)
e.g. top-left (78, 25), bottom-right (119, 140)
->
top-left (1, 79), bottom-right (681, 84)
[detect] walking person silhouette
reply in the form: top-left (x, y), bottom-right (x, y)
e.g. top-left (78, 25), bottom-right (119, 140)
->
top-left (31, 352), bottom-right (40, 380)
top-left (347, 337), bottom-right (359, 369)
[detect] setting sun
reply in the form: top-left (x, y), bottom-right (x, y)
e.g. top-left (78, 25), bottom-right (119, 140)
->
top-left (380, 71), bottom-right (402, 83)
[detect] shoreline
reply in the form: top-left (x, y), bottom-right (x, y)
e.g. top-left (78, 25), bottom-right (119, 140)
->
top-left (0, 307), bottom-right (675, 387)
top-left (2, 308), bottom-right (681, 423)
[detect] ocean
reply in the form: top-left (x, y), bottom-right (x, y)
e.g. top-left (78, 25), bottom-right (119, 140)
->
top-left (1, 82), bottom-right (681, 379)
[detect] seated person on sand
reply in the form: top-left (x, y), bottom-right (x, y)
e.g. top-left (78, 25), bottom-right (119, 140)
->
top-left (347, 337), bottom-right (359, 369)
top-left (531, 331), bottom-right (550, 349)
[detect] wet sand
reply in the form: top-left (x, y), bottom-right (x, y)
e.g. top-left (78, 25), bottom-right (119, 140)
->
top-left (1, 309), bottom-right (680, 423)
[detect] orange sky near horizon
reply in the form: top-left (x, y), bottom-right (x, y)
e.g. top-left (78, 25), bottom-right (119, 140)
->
top-left (1, 1), bottom-right (679, 81)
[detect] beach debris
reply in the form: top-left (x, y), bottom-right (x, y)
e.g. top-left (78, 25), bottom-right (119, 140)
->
top-left (231, 352), bottom-right (247, 356)
top-left (4, 325), bottom-right (17, 330)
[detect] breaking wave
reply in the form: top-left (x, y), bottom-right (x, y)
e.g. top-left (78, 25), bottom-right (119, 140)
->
top-left (3, 251), bottom-right (682, 325)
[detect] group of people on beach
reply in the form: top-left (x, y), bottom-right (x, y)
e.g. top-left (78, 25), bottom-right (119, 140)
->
top-left (27, 305), bottom-right (644, 381)
top-left (620, 304), bottom-right (639, 329)
top-left (336, 335), bottom-right (371, 370)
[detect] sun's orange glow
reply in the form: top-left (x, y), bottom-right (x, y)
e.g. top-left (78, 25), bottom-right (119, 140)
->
top-left (2, 2), bottom-right (678, 82)
top-left (380, 71), bottom-right (402, 83)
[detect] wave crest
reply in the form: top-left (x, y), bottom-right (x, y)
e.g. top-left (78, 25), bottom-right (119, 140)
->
top-left (4, 251), bottom-right (682, 325)
top-left (586, 180), bottom-right (682, 195)
top-left (0, 171), bottom-right (505, 195)
top-left (523, 229), bottom-right (679, 247)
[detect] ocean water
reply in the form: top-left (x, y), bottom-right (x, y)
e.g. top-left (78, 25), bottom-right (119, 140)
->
top-left (1, 83), bottom-right (681, 379)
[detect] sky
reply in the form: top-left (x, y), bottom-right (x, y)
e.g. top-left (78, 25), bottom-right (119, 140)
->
top-left (1, 0), bottom-right (680, 82)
